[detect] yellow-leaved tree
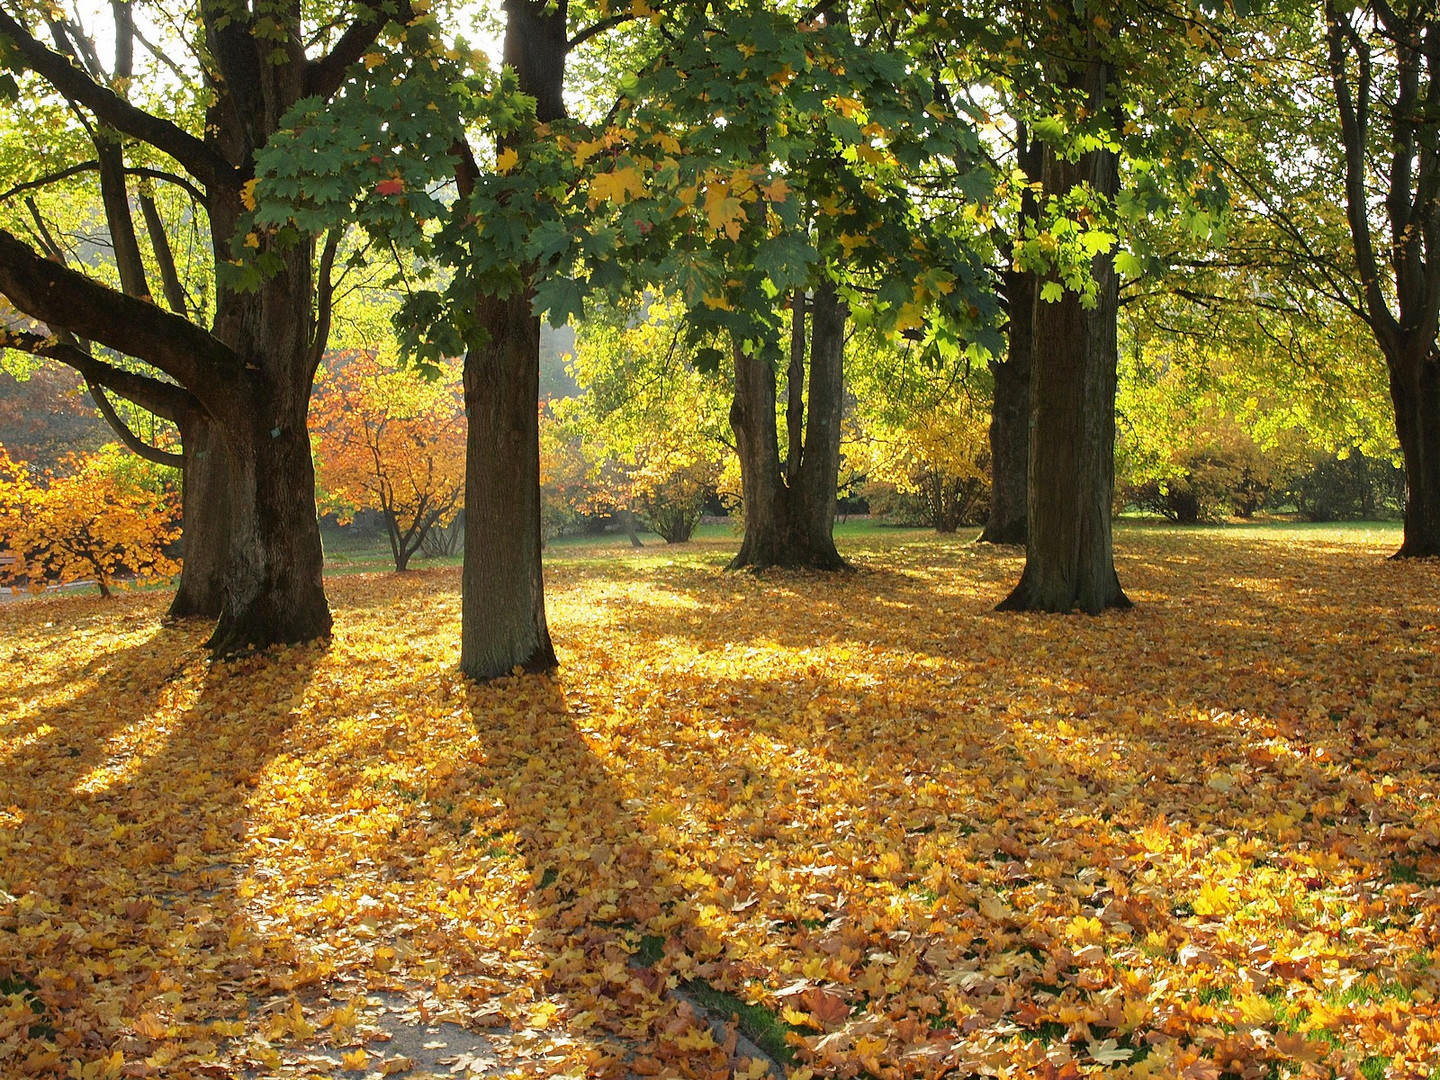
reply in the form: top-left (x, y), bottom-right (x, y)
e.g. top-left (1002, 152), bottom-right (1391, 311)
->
top-left (555, 297), bottom-right (729, 544)
top-left (851, 337), bottom-right (991, 533)
top-left (0, 443), bottom-right (180, 597)
top-left (309, 352), bottom-right (466, 572)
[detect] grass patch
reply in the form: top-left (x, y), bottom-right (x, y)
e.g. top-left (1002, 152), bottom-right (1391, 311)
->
top-left (634, 934), bottom-right (666, 967)
top-left (0, 972), bottom-right (56, 1041)
top-left (682, 979), bottom-right (798, 1066)
top-left (1390, 861), bottom-right (1423, 884)
top-left (1360, 1055), bottom-right (1390, 1080)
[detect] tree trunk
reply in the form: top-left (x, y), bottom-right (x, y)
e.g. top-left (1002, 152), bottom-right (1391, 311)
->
top-left (622, 508), bottom-right (644, 548)
top-left (204, 240), bottom-right (332, 654)
top-left (791, 280), bottom-right (846, 568)
top-left (461, 291), bottom-right (557, 680)
top-left (980, 267), bottom-right (1034, 545)
top-left (998, 60), bottom-right (1130, 615)
top-left (1389, 349), bottom-right (1440, 556)
top-left (455, 0), bottom-right (566, 681)
top-left (728, 283), bottom-right (848, 571)
top-left (168, 413), bottom-right (232, 618)
top-left (729, 341), bottom-right (792, 569)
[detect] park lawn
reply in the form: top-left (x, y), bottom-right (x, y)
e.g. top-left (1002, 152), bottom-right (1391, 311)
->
top-left (0, 524), bottom-right (1437, 1080)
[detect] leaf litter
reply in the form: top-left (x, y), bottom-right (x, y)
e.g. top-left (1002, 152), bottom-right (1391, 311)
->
top-left (0, 525), bottom-right (1438, 1079)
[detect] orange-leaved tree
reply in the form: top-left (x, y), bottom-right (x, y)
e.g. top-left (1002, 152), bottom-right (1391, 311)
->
top-left (310, 353), bottom-right (465, 572)
top-left (0, 443), bottom-right (180, 597)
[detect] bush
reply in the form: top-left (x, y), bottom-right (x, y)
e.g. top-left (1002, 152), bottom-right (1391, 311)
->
top-left (1286, 451), bottom-right (1404, 521)
top-left (868, 469), bottom-right (989, 532)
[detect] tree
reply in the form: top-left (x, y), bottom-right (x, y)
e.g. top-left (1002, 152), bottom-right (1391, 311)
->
top-left (1323, 1), bottom-right (1440, 555)
top-left (608, 3), bottom-right (998, 572)
top-left (310, 353), bottom-right (465, 572)
top-left (978, 0), bottom-right (1238, 613)
top-left (559, 296), bottom-right (730, 546)
top-left (250, 0), bottom-right (628, 678)
top-left (996, 35), bottom-right (1131, 614)
top-left (851, 335), bottom-right (992, 533)
top-left (0, 443), bottom-right (179, 597)
top-left (0, 0), bottom-right (400, 650)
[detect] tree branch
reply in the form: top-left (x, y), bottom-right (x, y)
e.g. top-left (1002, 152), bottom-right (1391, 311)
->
top-left (0, 227), bottom-right (241, 399)
top-left (308, 227), bottom-right (341, 378)
top-left (86, 378), bottom-right (185, 467)
top-left (304, 0), bottom-right (412, 101)
top-left (0, 329), bottom-right (198, 424)
top-left (0, 6), bottom-right (233, 190)
top-left (569, 12), bottom-right (634, 50)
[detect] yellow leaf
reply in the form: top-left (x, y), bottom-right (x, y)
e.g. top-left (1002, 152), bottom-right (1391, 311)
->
top-left (496, 148), bottom-right (519, 174)
top-left (760, 177), bottom-right (789, 203)
top-left (1234, 991), bottom-right (1274, 1025)
top-left (675, 1025), bottom-right (716, 1050)
top-left (340, 1048), bottom-right (368, 1070)
top-left (588, 165), bottom-right (647, 207)
top-left (1192, 880), bottom-right (1236, 917)
top-left (240, 178), bottom-right (259, 212)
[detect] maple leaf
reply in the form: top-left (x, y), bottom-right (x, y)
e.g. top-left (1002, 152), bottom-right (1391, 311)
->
top-left (1087, 1038), bottom-right (1133, 1065)
top-left (800, 988), bottom-right (850, 1026)
top-left (340, 1048), bottom-right (368, 1070)
top-left (588, 166), bottom-right (647, 206)
top-left (1272, 1030), bottom-right (1328, 1064)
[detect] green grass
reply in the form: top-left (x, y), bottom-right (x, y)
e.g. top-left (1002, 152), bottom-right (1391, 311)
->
top-left (1361, 1054), bottom-right (1391, 1080)
top-left (680, 979), bottom-right (799, 1066)
top-left (0, 973), bottom-right (56, 1040)
top-left (316, 516), bottom-right (1408, 580)
top-left (1390, 861), bottom-right (1424, 884)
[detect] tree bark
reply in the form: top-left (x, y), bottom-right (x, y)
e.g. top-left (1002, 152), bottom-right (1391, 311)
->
top-left (169, 413), bottom-right (232, 618)
top-left (998, 59), bottom-right (1130, 615)
top-left (456, 0), bottom-right (567, 680)
top-left (981, 126), bottom-right (1041, 547)
top-left (980, 267), bottom-right (1034, 545)
top-left (202, 231), bottom-right (331, 653)
top-left (728, 282), bottom-right (847, 571)
top-left (1389, 348), bottom-right (1440, 556)
top-left (461, 291), bottom-right (557, 679)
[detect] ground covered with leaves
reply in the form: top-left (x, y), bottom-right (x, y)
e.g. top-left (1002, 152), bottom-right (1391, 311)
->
top-left (2, 524), bottom-right (1438, 1080)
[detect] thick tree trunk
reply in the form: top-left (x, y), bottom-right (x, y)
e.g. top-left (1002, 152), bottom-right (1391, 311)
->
top-left (461, 292), bottom-right (556, 679)
top-left (1389, 349), bottom-right (1440, 557)
top-left (998, 62), bottom-right (1130, 615)
top-left (728, 284), bottom-right (847, 571)
top-left (204, 242), bottom-right (332, 654)
top-left (980, 268), bottom-right (1034, 545)
top-left (168, 413), bottom-right (232, 618)
top-left (730, 342), bottom-right (794, 569)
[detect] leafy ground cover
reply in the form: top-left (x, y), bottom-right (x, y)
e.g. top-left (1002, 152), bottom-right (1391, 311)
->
top-left (1, 524), bottom-right (1437, 1080)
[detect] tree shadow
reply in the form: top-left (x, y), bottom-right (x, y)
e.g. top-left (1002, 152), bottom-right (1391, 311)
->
top-left (0, 630), bottom-right (323, 1071)
top-left (461, 677), bottom-right (792, 1078)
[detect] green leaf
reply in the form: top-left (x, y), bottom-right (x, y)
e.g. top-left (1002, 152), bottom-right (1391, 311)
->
top-left (533, 277), bottom-right (585, 327)
top-left (1040, 281), bottom-right (1064, 304)
top-left (1114, 251), bottom-right (1145, 279)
